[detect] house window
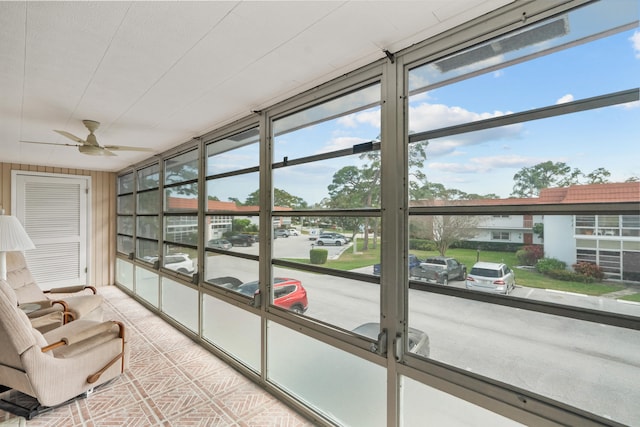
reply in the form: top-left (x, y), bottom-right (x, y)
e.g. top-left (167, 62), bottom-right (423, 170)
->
top-left (576, 215), bottom-right (596, 235)
top-left (622, 215), bottom-right (640, 237)
top-left (491, 231), bottom-right (510, 241)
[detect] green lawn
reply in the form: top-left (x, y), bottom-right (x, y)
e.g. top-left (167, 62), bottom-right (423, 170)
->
top-left (295, 243), bottom-right (626, 297)
top-left (619, 293), bottom-right (640, 303)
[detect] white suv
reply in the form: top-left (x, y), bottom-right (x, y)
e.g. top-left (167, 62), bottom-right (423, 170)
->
top-left (465, 262), bottom-right (515, 295)
top-left (315, 234), bottom-right (347, 246)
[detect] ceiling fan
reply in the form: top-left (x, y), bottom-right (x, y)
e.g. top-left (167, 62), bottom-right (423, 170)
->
top-left (22, 120), bottom-right (154, 156)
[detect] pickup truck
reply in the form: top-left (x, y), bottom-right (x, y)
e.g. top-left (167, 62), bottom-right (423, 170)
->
top-left (409, 256), bottom-right (467, 286)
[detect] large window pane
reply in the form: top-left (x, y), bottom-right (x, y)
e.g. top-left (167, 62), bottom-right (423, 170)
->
top-left (162, 244), bottom-right (197, 276)
top-left (402, 376), bottom-right (524, 427)
top-left (408, 1), bottom-right (638, 99)
top-left (137, 190), bottom-right (159, 214)
top-left (118, 172), bottom-right (134, 194)
top-left (206, 127), bottom-right (259, 175)
top-left (165, 184), bottom-right (198, 212)
top-left (203, 253), bottom-right (258, 289)
top-left (165, 149), bottom-right (198, 185)
top-left (117, 194), bottom-right (133, 214)
top-left (273, 151), bottom-right (381, 211)
top-left (407, 290), bottom-right (640, 425)
top-left (273, 215), bottom-right (379, 270)
top-left (267, 321), bottom-right (386, 427)
top-left (117, 235), bottom-right (133, 255)
top-left (161, 278), bottom-right (198, 333)
top-left (135, 266), bottom-right (159, 307)
top-left (202, 294), bottom-right (260, 371)
top-left (116, 259), bottom-right (133, 291)
top-left (137, 216), bottom-right (159, 240)
top-left (117, 216), bottom-right (133, 235)
top-left (273, 84), bottom-right (380, 148)
top-left (273, 265), bottom-right (378, 330)
top-left (164, 215), bottom-right (198, 246)
top-left (204, 215), bottom-right (258, 254)
top-left (137, 163), bottom-right (160, 191)
top-left (136, 239), bottom-right (158, 261)
top-left (206, 174), bottom-right (259, 211)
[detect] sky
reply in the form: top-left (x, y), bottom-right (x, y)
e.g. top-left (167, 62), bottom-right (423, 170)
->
top-left (209, 3), bottom-right (640, 206)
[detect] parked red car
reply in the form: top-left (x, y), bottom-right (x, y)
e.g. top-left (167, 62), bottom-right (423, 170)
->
top-left (236, 277), bottom-right (308, 314)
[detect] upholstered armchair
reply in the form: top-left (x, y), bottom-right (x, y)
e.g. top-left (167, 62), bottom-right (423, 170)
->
top-left (4, 251), bottom-right (104, 331)
top-left (0, 279), bottom-right (128, 419)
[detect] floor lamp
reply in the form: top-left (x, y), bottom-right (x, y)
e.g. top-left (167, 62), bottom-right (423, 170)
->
top-left (0, 209), bottom-right (36, 280)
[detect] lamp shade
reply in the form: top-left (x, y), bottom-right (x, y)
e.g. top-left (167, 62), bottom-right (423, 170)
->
top-left (0, 215), bottom-right (35, 251)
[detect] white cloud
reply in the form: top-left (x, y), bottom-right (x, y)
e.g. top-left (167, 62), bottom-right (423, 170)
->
top-left (428, 154), bottom-right (542, 174)
top-left (619, 100), bottom-right (640, 110)
top-left (493, 70), bottom-right (504, 78)
top-left (409, 102), bottom-right (514, 133)
top-left (318, 136), bottom-right (368, 154)
top-left (409, 102), bottom-right (523, 157)
top-left (337, 110), bottom-right (381, 129)
top-left (631, 30), bottom-right (640, 59)
top-left (556, 94), bottom-right (574, 104)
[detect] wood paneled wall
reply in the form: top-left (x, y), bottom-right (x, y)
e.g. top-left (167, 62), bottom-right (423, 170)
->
top-left (0, 162), bottom-right (116, 287)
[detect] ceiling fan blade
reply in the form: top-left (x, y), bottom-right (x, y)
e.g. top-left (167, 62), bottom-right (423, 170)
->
top-left (21, 140), bottom-right (81, 148)
top-left (54, 130), bottom-right (86, 144)
top-left (104, 145), bottom-right (154, 152)
top-left (78, 145), bottom-right (116, 156)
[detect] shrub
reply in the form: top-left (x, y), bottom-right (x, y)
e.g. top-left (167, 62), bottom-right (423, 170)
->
top-left (536, 257), bottom-right (566, 274)
top-left (453, 240), bottom-right (521, 252)
top-left (409, 239), bottom-right (436, 251)
top-left (546, 269), bottom-right (594, 283)
top-left (516, 245), bottom-right (544, 266)
top-left (310, 248), bottom-right (328, 265)
top-left (573, 262), bottom-right (605, 281)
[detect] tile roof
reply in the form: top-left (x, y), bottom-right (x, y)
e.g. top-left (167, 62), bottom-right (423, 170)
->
top-left (413, 182), bottom-right (640, 206)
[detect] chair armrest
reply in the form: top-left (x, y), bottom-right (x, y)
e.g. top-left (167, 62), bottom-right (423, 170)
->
top-left (44, 285), bottom-right (98, 295)
top-left (41, 320), bottom-right (123, 352)
top-left (20, 300), bottom-right (53, 313)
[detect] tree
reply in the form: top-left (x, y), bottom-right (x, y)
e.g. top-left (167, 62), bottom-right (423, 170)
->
top-left (164, 156), bottom-right (198, 196)
top-left (410, 181), bottom-right (498, 201)
top-left (511, 161), bottom-right (579, 197)
top-left (232, 219), bottom-right (251, 233)
top-left (533, 222), bottom-right (544, 240)
top-left (431, 215), bottom-right (482, 256)
top-left (327, 165), bottom-right (376, 246)
top-left (585, 167), bottom-right (611, 184)
top-left (244, 188), bottom-right (308, 209)
top-left (511, 161), bottom-right (612, 197)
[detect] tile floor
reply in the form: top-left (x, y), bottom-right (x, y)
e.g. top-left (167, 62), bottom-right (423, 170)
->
top-left (1, 286), bottom-right (317, 427)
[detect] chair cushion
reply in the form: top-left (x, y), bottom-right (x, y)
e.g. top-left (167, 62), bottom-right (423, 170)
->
top-left (0, 280), bottom-right (37, 359)
top-left (5, 251), bottom-right (47, 302)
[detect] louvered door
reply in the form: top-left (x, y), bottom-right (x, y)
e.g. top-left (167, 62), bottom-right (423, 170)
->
top-left (13, 173), bottom-right (89, 290)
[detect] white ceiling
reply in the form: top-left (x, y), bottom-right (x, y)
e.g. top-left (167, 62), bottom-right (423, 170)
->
top-left (0, 1), bottom-right (511, 172)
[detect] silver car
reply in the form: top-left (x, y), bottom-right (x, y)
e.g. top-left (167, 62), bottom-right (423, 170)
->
top-left (315, 234), bottom-right (347, 246)
top-left (465, 262), bottom-right (515, 295)
top-left (207, 239), bottom-right (232, 250)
